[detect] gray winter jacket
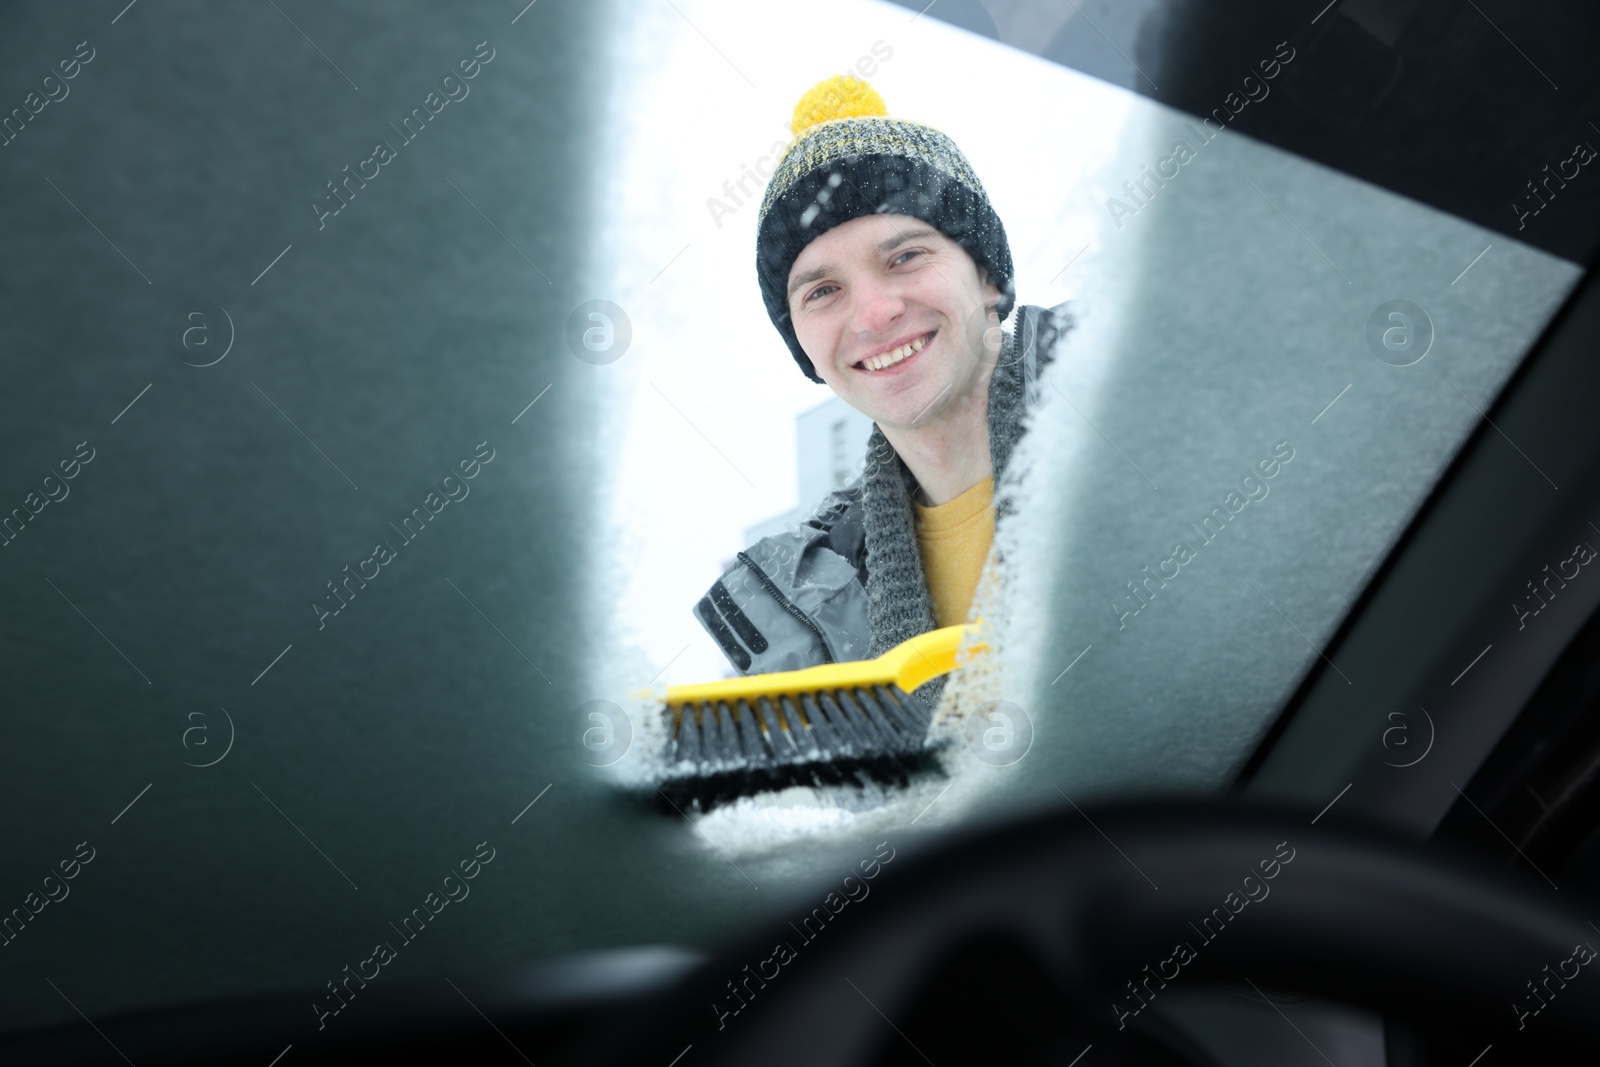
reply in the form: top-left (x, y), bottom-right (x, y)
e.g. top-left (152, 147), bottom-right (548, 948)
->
top-left (694, 301), bottom-right (1075, 683)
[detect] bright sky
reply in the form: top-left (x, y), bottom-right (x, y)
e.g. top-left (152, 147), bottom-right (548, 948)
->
top-left (588, 0), bottom-right (1136, 688)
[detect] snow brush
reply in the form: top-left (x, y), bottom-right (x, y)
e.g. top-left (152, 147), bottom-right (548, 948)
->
top-left (649, 623), bottom-right (986, 813)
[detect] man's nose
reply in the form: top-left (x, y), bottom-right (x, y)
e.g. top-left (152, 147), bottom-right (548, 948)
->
top-left (847, 275), bottom-right (906, 337)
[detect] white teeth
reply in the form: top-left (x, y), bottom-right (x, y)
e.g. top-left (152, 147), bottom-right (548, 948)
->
top-left (862, 332), bottom-right (931, 371)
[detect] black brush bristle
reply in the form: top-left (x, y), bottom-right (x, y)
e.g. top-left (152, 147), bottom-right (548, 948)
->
top-left (654, 684), bottom-right (945, 814)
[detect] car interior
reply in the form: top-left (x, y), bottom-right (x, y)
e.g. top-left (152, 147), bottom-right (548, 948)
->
top-left (2, 0), bottom-right (1598, 1063)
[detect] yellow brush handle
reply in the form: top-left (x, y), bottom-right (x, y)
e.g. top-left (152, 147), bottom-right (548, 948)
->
top-left (660, 623), bottom-right (986, 708)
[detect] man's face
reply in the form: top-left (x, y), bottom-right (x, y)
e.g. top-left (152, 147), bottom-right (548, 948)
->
top-left (786, 213), bottom-right (1002, 432)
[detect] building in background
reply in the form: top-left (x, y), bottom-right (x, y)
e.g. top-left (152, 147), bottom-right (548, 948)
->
top-left (717, 395), bottom-right (875, 576)
top-left (742, 394), bottom-right (875, 547)
top-left (703, 397), bottom-right (873, 678)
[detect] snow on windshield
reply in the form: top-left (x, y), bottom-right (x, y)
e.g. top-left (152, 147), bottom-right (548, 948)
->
top-left (583, 0), bottom-right (1580, 862)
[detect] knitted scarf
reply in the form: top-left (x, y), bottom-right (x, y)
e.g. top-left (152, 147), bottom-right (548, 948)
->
top-left (859, 321), bottom-right (1039, 708)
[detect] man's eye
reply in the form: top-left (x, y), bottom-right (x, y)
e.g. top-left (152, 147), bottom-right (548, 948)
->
top-left (806, 284), bottom-right (837, 303)
top-left (893, 249), bottom-right (923, 266)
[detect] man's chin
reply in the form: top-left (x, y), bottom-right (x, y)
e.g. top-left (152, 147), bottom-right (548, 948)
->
top-left (860, 394), bottom-right (939, 433)
top-left (829, 369), bottom-right (946, 428)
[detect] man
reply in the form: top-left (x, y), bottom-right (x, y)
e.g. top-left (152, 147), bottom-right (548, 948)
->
top-left (693, 75), bottom-right (1073, 705)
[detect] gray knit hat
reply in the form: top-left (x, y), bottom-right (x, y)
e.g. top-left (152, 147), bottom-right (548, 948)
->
top-left (756, 76), bottom-right (1017, 384)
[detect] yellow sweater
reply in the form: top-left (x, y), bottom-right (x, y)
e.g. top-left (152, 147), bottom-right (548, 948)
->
top-left (912, 476), bottom-right (995, 629)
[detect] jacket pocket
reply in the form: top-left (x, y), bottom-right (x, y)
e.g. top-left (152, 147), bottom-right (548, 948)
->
top-left (694, 535), bottom-right (867, 676)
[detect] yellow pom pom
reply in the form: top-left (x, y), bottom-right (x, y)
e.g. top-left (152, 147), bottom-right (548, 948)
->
top-left (790, 75), bottom-right (888, 138)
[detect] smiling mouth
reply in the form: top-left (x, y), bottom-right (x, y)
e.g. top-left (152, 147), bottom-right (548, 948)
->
top-left (854, 330), bottom-right (936, 373)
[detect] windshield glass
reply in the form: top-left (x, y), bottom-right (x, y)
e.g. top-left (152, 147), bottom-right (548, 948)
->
top-left (0, 0), bottom-right (1584, 1039)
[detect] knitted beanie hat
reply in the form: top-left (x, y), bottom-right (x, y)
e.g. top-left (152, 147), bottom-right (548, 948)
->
top-left (756, 76), bottom-right (1017, 384)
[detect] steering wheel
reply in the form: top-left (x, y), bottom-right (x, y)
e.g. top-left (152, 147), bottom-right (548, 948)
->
top-left (582, 800), bottom-right (1600, 1065)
